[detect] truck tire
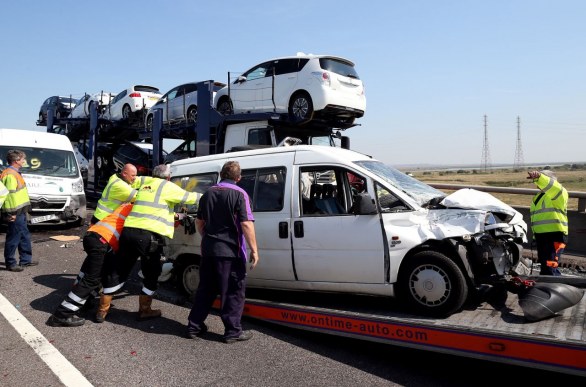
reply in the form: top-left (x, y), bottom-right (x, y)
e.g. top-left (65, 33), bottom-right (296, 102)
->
top-left (397, 251), bottom-right (468, 317)
top-left (174, 255), bottom-right (200, 296)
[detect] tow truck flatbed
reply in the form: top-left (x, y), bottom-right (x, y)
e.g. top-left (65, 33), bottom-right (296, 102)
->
top-left (235, 288), bottom-right (586, 377)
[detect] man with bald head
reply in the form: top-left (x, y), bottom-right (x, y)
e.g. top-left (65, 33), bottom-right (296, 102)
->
top-left (91, 163), bottom-right (143, 224)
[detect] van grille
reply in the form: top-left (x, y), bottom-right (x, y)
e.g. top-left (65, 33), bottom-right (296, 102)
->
top-left (30, 197), bottom-right (67, 210)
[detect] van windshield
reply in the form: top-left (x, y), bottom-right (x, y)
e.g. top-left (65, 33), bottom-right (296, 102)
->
top-left (354, 160), bottom-right (445, 206)
top-left (0, 146), bottom-right (80, 178)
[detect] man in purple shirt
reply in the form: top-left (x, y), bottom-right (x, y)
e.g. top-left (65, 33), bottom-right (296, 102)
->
top-left (187, 161), bottom-right (259, 343)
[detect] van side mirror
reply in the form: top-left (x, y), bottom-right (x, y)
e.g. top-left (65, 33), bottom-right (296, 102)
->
top-left (350, 192), bottom-right (378, 215)
top-left (236, 76), bottom-right (247, 83)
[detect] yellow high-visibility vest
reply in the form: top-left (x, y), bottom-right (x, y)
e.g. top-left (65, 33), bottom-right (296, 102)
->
top-left (0, 167), bottom-right (31, 215)
top-left (94, 174), bottom-right (144, 221)
top-left (530, 174), bottom-right (569, 235)
top-left (0, 180), bottom-right (8, 208)
top-left (124, 176), bottom-right (200, 238)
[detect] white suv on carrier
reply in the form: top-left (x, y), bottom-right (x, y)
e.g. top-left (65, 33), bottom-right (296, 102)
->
top-left (214, 53), bottom-right (366, 126)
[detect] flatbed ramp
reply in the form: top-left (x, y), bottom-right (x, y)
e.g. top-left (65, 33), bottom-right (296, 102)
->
top-left (238, 289), bottom-right (586, 376)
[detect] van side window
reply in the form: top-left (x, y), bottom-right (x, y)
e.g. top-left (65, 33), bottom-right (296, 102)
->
top-left (171, 173), bottom-right (218, 214)
top-left (301, 167), bottom-right (361, 216)
top-left (239, 167), bottom-right (286, 212)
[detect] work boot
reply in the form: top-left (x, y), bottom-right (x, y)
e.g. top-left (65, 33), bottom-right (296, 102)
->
top-left (95, 294), bottom-right (113, 323)
top-left (47, 314), bottom-right (85, 327)
top-left (138, 295), bottom-right (162, 320)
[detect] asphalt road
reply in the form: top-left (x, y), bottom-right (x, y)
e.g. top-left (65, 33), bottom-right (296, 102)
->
top-left (0, 212), bottom-right (583, 386)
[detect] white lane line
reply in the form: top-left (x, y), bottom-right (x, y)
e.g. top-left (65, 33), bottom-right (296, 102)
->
top-left (0, 292), bottom-right (93, 387)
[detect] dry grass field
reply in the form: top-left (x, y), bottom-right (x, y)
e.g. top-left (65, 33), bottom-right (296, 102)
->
top-left (406, 165), bottom-right (586, 210)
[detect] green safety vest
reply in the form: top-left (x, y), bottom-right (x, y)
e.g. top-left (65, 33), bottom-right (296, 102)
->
top-left (0, 180), bottom-right (8, 208)
top-left (94, 174), bottom-right (145, 221)
top-left (529, 173), bottom-right (569, 235)
top-left (0, 167), bottom-right (31, 215)
top-left (124, 176), bottom-right (200, 238)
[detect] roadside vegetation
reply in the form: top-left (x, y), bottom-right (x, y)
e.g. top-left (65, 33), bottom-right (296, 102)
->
top-left (404, 163), bottom-right (586, 211)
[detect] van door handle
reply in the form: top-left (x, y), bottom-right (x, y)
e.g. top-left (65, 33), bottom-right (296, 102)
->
top-left (279, 222), bottom-right (288, 238)
top-left (293, 221), bottom-right (303, 238)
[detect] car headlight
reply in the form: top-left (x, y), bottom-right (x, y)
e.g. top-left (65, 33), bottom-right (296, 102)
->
top-left (72, 179), bottom-right (84, 193)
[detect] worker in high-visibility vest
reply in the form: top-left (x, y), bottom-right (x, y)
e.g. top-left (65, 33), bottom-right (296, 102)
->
top-left (527, 169), bottom-right (569, 276)
top-left (0, 180), bottom-right (8, 208)
top-left (1, 150), bottom-right (34, 272)
top-left (105, 164), bottom-right (201, 321)
top-left (47, 203), bottom-right (133, 327)
top-left (91, 163), bottom-right (144, 224)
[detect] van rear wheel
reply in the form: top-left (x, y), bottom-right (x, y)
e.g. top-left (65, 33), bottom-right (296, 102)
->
top-left (397, 251), bottom-right (468, 317)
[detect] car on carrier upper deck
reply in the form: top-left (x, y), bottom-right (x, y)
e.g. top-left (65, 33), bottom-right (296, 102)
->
top-left (38, 96), bottom-right (77, 124)
top-left (101, 85), bottom-right (162, 122)
top-left (213, 53), bottom-right (366, 127)
top-left (144, 81), bottom-right (225, 131)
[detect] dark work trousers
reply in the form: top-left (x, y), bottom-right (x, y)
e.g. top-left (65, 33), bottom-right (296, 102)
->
top-left (114, 227), bottom-right (162, 295)
top-left (187, 256), bottom-right (247, 339)
top-left (535, 232), bottom-right (566, 276)
top-left (54, 232), bottom-right (109, 318)
top-left (4, 213), bottom-right (32, 268)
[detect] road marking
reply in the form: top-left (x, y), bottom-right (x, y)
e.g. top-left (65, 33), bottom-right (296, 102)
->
top-left (0, 292), bottom-right (93, 387)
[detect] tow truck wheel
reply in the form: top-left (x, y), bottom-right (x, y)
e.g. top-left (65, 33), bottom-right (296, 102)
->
top-left (175, 256), bottom-right (200, 296)
top-left (39, 112), bottom-right (44, 123)
top-left (397, 251), bottom-right (468, 317)
top-left (289, 91), bottom-right (313, 121)
top-left (187, 106), bottom-right (198, 125)
top-left (217, 97), bottom-right (233, 115)
top-left (122, 104), bottom-right (132, 119)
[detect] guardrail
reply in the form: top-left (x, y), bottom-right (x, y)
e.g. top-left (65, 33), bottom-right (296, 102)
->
top-left (429, 183), bottom-right (586, 256)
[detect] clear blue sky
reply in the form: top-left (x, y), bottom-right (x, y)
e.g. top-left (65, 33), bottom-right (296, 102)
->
top-left (1, 1), bottom-right (585, 167)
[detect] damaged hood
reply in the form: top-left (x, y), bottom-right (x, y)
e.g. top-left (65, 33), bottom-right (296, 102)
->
top-left (421, 188), bottom-right (528, 240)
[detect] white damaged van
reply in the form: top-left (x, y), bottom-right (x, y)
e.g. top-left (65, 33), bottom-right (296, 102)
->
top-left (166, 145), bottom-right (529, 317)
top-left (0, 129), bottom-right (86, 225)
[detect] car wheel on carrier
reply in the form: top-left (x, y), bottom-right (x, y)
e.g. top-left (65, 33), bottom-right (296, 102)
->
top-left (146, 114), bottom-right (153, 131)
top-left (187, 106), bottom-right (198, 126)
top-left (217, 97), bottom-right (233, 115)
top-left (122, 104), bottom-right (132, 119)
top-left (175, 256), bottom-right (200, 296)
top-left (397, 250), bottom-right (468, 317)
top-left (289, 91), bottom-right (313, 121)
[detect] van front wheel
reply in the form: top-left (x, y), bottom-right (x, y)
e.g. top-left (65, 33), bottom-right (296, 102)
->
top-left (397, 251), bottom-right (468, 317)
top-left (174, 256), bottom-right (200, 296)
